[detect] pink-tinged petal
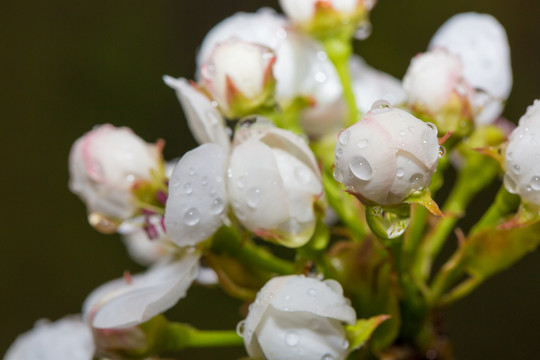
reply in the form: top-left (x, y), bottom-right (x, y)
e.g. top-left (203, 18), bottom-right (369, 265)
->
top-left (83, 253), bottom-right (200, 329)
top-left (163, 76), bottom-right (230, 152)
top-left (5, 316), bottom-right (94, 360)
top-left (228, 139), bottom-right (289, 231)
top-left (165, 143), bottom-right (229, 247)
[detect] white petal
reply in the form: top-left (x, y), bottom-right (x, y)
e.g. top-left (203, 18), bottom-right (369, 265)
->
top-left (165, 143), bottom-right (229, 247)
top-left (5, 316), bottom-right (94, 360)
top-left (83, 254), bottom-right (200, 329)
top-left (163, 76), bottom-right (230, 152)
top-left (350, 55), bottom-right (406, 113)
top-left (228, 140), bottom-right (289, 231)
top-left (121, 216), bottom-right (174, 266)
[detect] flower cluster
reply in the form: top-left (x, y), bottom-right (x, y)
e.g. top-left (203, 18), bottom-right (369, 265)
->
top-left (7, 2), bottom-right (539, 360)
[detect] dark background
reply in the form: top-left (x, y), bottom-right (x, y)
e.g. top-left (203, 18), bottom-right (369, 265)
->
top-left (1, 0), bottom-right (539, 359)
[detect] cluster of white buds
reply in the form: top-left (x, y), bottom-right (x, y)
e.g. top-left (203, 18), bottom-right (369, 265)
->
top-left (504, 100), bottom-right (540, 208)
top-left (239, 275), bottom-right (356, 360)
top-left (334, 101), bottom-right (441, 205)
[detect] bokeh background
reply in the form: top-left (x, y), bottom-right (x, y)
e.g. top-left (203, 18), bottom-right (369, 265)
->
top-left (1, 0), bottom-right (539, 358)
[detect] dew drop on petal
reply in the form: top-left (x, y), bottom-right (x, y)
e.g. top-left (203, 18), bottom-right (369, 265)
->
top-left (211, 198), bottom-right (224, 214)
top-left (531, 176), bottom-right (540, 190)
top-left (357, 139), bottom-right (369, 149)
top-left (526, 184), bottom-right (532, 192)
top-left (349, 155), bottom-right (373, 181)
top-left (409, 173), bottom-right (425, 190)
top-left (426, 122), bottom-right (438, 135)
top-left (307, 288), bottom-right (317, 296)
top-left (236, 320), bottom-right (245, 337)
top-left (370, 99), bottom-right (393, 114)
top-left (506, 151), bottom-right (513, 161)
top-left (184, 207), bottom-right (200, 226)
top-left (227, 168), bottom-right (233, 178)
top-left (323, 279), bottom-right (344, 294)
top-left (285, 331), bottom-right (300, 346)
top-left (315, 71), bottom-right (327, 83)
top-left (504, 175), bottom-right (518, 194)
top-left (408, 126), bottom-right (417, 134)
top-left (438, 146), bottom-right (446, 158)
top-left (205, 110), bottom-right (220, 126)
top-left (246, 187), bottom-right (261, 208)
top-left (126, 174), bottom-right (135, 183)
top-left (513, 164), bottom-right (522, 174)
top-left (183, 182), bottom-right (193, 194)
top-left (339, 130), bottom-right (350, 145)
top-left (188, 167), bottom-right (195, 176)
top-left (170, 177), bottom-right (181, 187)
top-left (316, 51), bottom-right (328, 61)
top-left (335, 147), bottom-right (343, 158)
top-left (321, 354), bottom-right (335, 360)
top-left (295, 167), bottom-right (312, 185)
top-left (333, 169), bottom-right (344, 182)
top-left (396, 168), bottom-right (405, 178)
top-left (237, 175), bottom-right (247, 188)
top-left (201, 176), bottom-right (208, 186)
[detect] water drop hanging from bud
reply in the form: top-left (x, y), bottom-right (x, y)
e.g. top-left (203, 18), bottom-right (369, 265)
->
top-left (370, 99), bottom-right (393, 114)
top-left (365, 205), bottom-right (410, 240)
top-left (354, 21), bottom-right (372, 40)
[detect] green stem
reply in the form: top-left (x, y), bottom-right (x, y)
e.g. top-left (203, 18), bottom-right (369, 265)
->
top-left (323, 38), bottom-right (358, 126)
top-left (163, 322), bottom-right (243, 351)
top-left (470, 186), bottom-right (520, 234)
top-left (439, 276), bottom-right (483, 306)
top-left (211, 226), bottom-right (295, 275)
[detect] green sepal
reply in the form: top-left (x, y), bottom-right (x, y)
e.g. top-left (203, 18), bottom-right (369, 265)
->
top-left (404, 188), bottom-right (442, 217)
top-left (345, 315), bottom-right (391, 351)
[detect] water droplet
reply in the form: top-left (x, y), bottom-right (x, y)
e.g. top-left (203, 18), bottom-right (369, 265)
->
top-left (526, 184), bottom-right (532, 192)
top-left (438, 146), bottom-right (446, 158)
top-left (396, 168), bottom-right (405, 178)
top-left (275, 27), bottom-right (287, 39)
top-left (409, 173), bottom-right (425, 190)
top-left (339, 130), bottom-right (350, 145)
top-left (408, 126), bottom-right (417, 134)
top-left (183, 182), bottom-right (193, 194)
top-left (342, 339), bottom-right (349, 349)
top-left (354, 21), bottom-right (372, 40)
top-left (307, 288), bottom-right (317, 296)
top-left (171, 177), bottom-right (181, 187)
top-left (227, 168), bottom-right (233, 178)
top-left (201, 176), bottom-right (208, 186)
top-left (285, 331), bottom-right (300, 346)
top-left (503, 175), bottom-right (518, 194)
top-left (316, 51), bottom-right (328, 61)
top-left (399, 130), bottom-right (406, 137)
top-left (236, 320), bottom-right (245, 337)
top-left (205, 110), bottom-right (220, 125)
top-left (315, 71), bottom-right (327, 83)
top-left (426, 122), bottom-right (438, 135)
top-left (333, 169), bottom-right (343, 182)
top-left (531, 176), bottom-right (540, 190)
top-left (335, 147), bottom-right (343, 158)
top-left (188, 167), bottom-right (195, 176)
top-left (210, 100), bottom-right (218, 108)
top-left (184, 208), bottom-right (200, 226)
top-left (211, 198), bottom-right (225, 214)
top-left (125, 174), bottom-right (135, 183)
top-left (349, 155), bottom-right (373, 181)
top-left (357, 139), bottom-right (369, 149)
top-left (321, 354), bottom-right (335, 360)
top-left (366, 205), bottom-right (410, 240)
top-left (237, 176), bottom-right (247, 188)
top-left (506, 151), bottom-right (513, 160)
top-left (370, 99), bottom-right (393, 114)
top-left (513, 164), bottom-right (521, 174)
top-left (246, 187), bottom-right (261, 208)
top-left (284, 295), bottom-right (291, 301)
top-left (323, 279), bottom-right (343, 294)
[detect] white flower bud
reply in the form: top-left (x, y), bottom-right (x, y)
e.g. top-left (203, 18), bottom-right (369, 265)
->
top-left (68, 124), bottom-right (162, 220)
top-left (429, 12), bottom-right (512, 125)
top-left (5, 316), bottom-right (94, 360)
top-left (504, 100), bottom-right (540, 207)
top-left (228, 120), bottom-right (323, 247)
top-left (200, 38), bottom-right (276, 118)
top-left (402, 49), bottom-right (474, 132)
top-left (83, 253), bottom-right (200, 329)
top-left (240, 275), bottom-right (356, 360)
top-left (334, 101), bottom-right (440, 205)
top-left (164, 143), bottom-right (229, 247)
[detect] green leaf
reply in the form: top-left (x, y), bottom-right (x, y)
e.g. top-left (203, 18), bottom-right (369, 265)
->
top-left (346, 315), bottom-right (391, 351)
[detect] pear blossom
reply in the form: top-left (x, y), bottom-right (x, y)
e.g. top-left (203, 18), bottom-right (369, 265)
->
top-left (402, 49), bottom-right (474, 133)
top-left (240, 275), bottom-right (356, 360)
top-left (334, 101), bottom-right (440, 205)
top-left (279, 0), bottom-right (376, 35)
top-left (163, 76), bottom-right (231, 153)
top-left (164, 143), bottom-right (229, 247)
top-left (195, 8), bottom-right (343, 119)
top-left (504, 100), bottom-right (540, 207)
top-left (69, 124), bottom-right (163, 220)
top-left (428, 12), bottom-right (512, 125)
top-left (83, 252), bottom-right (200, 329)
top-left (228, 120), bottom-right (323, 247)
top-left (199, 38), bottom-right (277, 118)
top-left (4, 316), bottom-right (94, 360)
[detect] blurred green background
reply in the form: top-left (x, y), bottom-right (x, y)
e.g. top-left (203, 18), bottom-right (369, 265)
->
top-left (1, 0), bottom-right (539, 358)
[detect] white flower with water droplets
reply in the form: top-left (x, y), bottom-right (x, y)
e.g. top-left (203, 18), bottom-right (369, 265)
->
top-left (334, 101), bottom-right (440, 205)
top-left (504, 100), bottom-right (540, 207)
top-left (83, 252), bottom-right (200, 329)
top-left (69, 124), bottom-right (162, 220)
top-left (164, 143), bottom-right (229, 247)
top-left (228, 120), bottom-right (323, 247)
top-left (199, 38), bottom-right (276, 118)
top-left (240, 275), bottom-right (355, 360)
top-left (5, 316), bottom-right (94, 360)
top-left (428, 12), bottom-right (512, 125)
top-left (163, 76), bottom-right (231, 153)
